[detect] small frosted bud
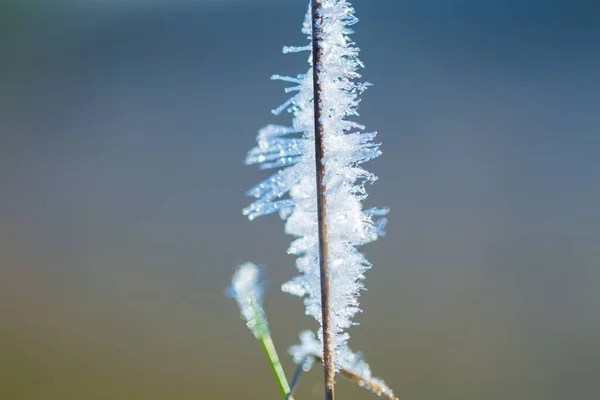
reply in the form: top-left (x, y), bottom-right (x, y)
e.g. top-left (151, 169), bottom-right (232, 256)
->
top-left (226, 263), bottom-right (268, 339)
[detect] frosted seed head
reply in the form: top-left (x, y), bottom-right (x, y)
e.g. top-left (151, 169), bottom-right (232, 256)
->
top-left (226, 263), bottom-right (268, 339)
top-left (244, 0), bottom-right (389, 356)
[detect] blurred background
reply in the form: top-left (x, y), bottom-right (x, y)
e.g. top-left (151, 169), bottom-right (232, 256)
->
top-left (1, 0), bottom-right (599, 399)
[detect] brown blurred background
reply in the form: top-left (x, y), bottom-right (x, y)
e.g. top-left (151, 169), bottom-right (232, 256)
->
top-left (1, 1), bottom-right (599, 399)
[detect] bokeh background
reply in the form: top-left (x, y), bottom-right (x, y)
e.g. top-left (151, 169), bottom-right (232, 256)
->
top-left (1, 1), bottom-right (599, 399)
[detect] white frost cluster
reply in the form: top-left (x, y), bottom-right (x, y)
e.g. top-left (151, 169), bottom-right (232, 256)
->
top-left (244, 0), bottom-right (387, 363)
top-left (290, 331), bottom-right (395, 399)
top-left (226, 262), bottom-right (268, 339)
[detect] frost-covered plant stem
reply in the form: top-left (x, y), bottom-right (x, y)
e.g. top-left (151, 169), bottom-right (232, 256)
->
top-left (319, 357), bottom-right (398, 400)
top-left (310, 1), bottom-right (336, 399)
top-left (243, 0), bottom-right (391, 398)
top-left (290, 331), bottom-right (396, 400)
top-left (228, 263), bottom-right (398, 400)
top-left (227, 264), bottom-right (292, 398)
top-left (294, 355), bottom-right (399, 400)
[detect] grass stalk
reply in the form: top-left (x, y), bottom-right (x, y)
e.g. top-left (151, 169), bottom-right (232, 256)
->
top-left (249, 303), bottom-right (293, 399)
top-left (285, 358), bottom-right (309, 400)
top-left (310, 1), bottom-right (336, 400)
top-left (313, 355), bottom-right (398, 400)
top-left (259, 335), bottom-right (292, 398)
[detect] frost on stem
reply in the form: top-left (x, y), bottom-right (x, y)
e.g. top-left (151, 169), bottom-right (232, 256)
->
top-left (243, 0), bottom-right (387, 365)
top-left (227, 264), bottom-right (293, 397)
top-left (226, 262), bottom-right (268, 339)
top-left (290, 331), bottom-right (396, 400)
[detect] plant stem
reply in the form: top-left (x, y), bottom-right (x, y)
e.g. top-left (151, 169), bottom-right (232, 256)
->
top-left (285, 358), bottom-right (310, 400)
top-left (311, 1), bottom-right (336, 400)
top-left (312, 355), bottom-right (399, 400)
top-left (287, 355), bottom-right (399, 400)
top-left (259, 335), bottom-right (292, 399)
top-left (250, 302), bottom-right (293, 399)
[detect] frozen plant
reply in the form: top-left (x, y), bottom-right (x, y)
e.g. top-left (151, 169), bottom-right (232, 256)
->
top-left (226, 263), bottom-right (292, 398)
top-left (228, 265), bottom-right (397, 400)
top-left (232, 1), bottom-right (394, 399)
top-left (290, 331), bottom-right (395, 399)
top-left (227, 262), bottom-right (267, 340)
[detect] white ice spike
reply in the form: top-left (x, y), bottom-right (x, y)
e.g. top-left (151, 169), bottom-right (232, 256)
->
top-left (243, 0), bottom-right (388, 367)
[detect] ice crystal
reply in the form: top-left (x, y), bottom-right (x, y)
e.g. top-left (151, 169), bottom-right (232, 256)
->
top-left (226, 263), bottom-right (268, 339)
top-left (243, 0), bottom-right (387, 364)
top-left (290, 331), bottom-right (395, 399)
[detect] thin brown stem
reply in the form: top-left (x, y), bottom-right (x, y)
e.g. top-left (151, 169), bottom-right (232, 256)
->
top-left (286, 355), bottom-right (398, 400)
top-left (312, 355), bottom-right (399, 400)
top-left (311, 1), bottom-right (335, 400)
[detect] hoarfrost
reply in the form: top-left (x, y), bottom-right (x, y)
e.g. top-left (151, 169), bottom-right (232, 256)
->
top-left (244, 0), bottom-right (388, 365)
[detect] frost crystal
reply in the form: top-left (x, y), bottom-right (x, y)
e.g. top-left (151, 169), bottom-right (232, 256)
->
top-left (244, 0), bottom-right (387, 363)
top-left (226, 263), bottom-right (268, 339)
top-left (290, 331), bottom-right (395, 399)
